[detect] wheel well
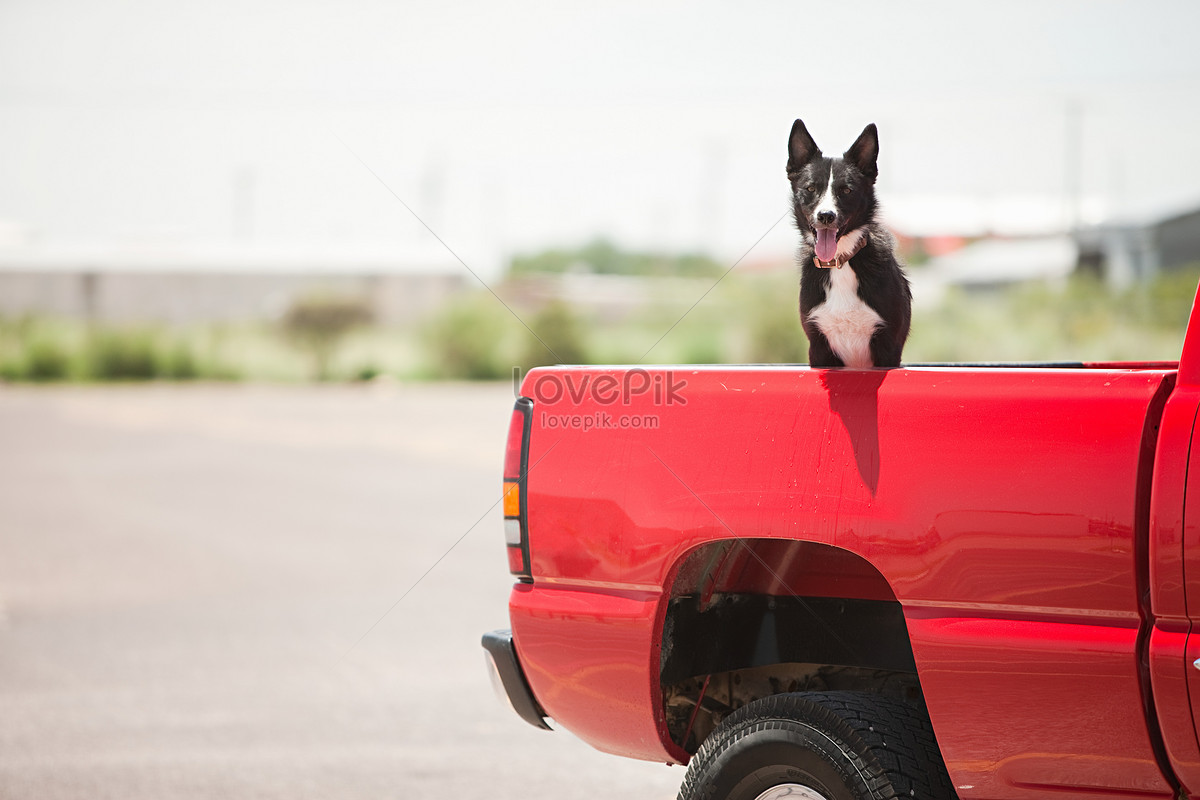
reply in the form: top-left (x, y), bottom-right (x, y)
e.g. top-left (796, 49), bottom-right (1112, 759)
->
top-left (660, 539), bottom-right (922, 754)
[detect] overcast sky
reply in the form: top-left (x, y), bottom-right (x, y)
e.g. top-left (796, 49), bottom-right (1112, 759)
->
top-left (2, 0), bottom-right (1199, 273)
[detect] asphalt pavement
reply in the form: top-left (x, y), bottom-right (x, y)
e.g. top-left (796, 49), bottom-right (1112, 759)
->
top-left (0, 383), bottom-right (683, 799)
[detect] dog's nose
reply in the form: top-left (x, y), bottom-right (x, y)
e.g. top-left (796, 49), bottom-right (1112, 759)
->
top-left (816, 210), bottom-right (836, 225)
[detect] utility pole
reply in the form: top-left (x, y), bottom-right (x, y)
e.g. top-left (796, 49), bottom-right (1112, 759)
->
top-left (1063, 99), bottom-right (1082, 236)
top-left (233, 166), bottom-right (256, 242)
top-left (698, 142), bottom-right (728, 256)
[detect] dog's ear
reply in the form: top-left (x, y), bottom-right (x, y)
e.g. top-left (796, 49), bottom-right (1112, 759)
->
top-left (844, 123), bottom-right (879, 182)
top-left (787, 119), bottom-right (821, 179)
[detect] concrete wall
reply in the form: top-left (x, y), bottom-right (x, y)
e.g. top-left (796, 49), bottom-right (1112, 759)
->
top-left (0, 271), bottom-right (467, 325)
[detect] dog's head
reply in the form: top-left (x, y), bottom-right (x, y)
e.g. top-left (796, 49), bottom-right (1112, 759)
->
top-left (787, 120), bottom-right (879, 264)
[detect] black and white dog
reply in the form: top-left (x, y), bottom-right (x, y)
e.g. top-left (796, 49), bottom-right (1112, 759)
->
top-left (787, 119), bottom-right (911, 368)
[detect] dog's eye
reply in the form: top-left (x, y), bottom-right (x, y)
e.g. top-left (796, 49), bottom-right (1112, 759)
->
top-left (839, 186), bottom-right (852, 196)
top-left (802, 185), bottom-right (815, 194)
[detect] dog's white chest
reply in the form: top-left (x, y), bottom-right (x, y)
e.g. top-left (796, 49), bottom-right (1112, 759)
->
top-left (807, 264), bottom-right (883, 368)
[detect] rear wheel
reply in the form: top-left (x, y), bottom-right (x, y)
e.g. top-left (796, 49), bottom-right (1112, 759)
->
top-left (676, 691), bottom-right (956, 800)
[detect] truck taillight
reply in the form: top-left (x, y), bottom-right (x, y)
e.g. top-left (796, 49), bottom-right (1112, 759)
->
top-left (503, 397), bottom-right (533, 579)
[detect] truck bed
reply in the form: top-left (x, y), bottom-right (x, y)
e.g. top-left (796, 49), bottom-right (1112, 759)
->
top-left (511, 363), bottom-right (1178, 797)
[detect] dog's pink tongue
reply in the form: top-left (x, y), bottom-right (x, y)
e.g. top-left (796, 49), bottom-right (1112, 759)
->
top-left (815, 228), bottom-right (838, 263)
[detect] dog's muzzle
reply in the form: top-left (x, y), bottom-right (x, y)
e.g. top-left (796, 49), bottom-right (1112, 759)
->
top-left (813, 228), bottom-right (869, 269)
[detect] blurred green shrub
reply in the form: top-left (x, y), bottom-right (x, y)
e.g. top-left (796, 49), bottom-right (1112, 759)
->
top-left (24, 338), bottom-right (73, 381)
top-left (159, 341), bottom-right (200, 380)
top-left (678, 329), bottom-right (726, 364)
top-left (905, 267), bottom-right (1200, 363)
top-left (421, 292), bottom-right (512, 379)
top-left (0, 319), bottom-right (235, 382)
top-left (1135, 264), bottom-right (1200, 329)
top-left (519, 300), bottom-right (589, 370)
top-left (281, 294), bottom-right (374, 381)
top-left (86, 329), bottom-right (159, 380)
top-left (746, 296), bottom-right (807, 363)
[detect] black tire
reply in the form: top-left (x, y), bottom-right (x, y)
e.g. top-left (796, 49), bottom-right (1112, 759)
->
top-left (677, 691), bottom-right (956, 800)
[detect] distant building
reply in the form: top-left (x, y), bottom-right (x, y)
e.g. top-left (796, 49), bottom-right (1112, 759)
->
top-left (503, 272), bottom-right (716, 321)
top-left (0, 242), bottom-right (467, 324)
top-left (1075, 204), bottom-right (1200, 287)
top-left (913, 235), bottom-right (1077, 307)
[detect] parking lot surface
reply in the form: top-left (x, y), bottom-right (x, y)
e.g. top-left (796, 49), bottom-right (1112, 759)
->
top-left (0, 383), bottom-right (682, 799)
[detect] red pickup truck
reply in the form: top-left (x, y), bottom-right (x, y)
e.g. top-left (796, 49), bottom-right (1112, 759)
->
top-left (483, 285), bottom-right (1200, 800)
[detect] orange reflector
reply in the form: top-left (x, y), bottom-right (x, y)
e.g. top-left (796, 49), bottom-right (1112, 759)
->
top-left (503, 480), bottom-right (520, 517)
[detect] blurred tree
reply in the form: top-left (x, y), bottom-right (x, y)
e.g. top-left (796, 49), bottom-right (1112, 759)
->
top-left (281, 294), bottom-right (373, 381)
top-left (510, 238), bottom-right (724, 277)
